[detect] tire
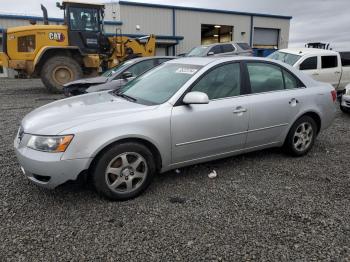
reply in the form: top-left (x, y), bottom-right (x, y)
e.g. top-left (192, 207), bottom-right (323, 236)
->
top-left (340, 104), bottom-right (350, 114)
top-left (92, 142), bottom-right (156, 201)
top-left (284, 116), bottom-right (317, 157)
top-left (40, 55), bottom-right (83, 94)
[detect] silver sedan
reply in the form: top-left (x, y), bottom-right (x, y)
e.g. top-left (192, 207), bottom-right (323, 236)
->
top-left (14, 57), bottom-right (337, 200)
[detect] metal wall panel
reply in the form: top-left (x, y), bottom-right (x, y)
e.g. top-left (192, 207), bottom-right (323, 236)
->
top-left (119, 5), bottom-right (172, 35)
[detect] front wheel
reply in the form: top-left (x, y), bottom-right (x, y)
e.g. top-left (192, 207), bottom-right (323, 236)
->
top-left (92, 142), bottom-right (156, 201)
top-left (40, 55), bottom-right (83, 93)
top-left (284, 116), bottom-right (317, 157)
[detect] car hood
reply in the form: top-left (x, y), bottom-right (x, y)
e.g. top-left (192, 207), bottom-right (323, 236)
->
top-left (63, 76), bottom-right (109, 87)
top-left (22, 91), bottom-right (153, 135)
top-left (86, 77), bottom-right (135, 93)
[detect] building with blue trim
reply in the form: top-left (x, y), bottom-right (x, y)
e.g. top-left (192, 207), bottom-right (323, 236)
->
top-left (0, 1), bottom-right (291, 77)
top-left (104, 1), bottom-right (291, 56)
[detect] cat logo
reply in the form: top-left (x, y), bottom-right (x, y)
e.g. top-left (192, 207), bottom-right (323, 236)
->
top-left (48, 32), bottom-right (65, 42)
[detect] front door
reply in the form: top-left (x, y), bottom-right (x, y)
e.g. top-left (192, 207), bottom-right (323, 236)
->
top-left (67, 6), bottom-right (102, 54)
top-left (298, 56), bottom-right (320, 81)
top-left (171, 62), bottom-right (249, 164)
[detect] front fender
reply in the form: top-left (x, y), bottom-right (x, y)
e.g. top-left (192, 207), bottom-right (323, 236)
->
top-left (60, 105), bottom-right (173, 171)
top-left (33, 46), bottom-right (82, 69)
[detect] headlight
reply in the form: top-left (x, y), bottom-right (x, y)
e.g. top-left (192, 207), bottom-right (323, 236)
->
top-left (27, 135), bottom-right (74, 152)
top-left (346, 88), bottom-right (350, 95)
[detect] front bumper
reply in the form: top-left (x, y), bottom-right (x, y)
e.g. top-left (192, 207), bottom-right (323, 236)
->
top-left (14, 137), bottom-right (91, 189)
top-left (341, 94), bottom-right (350, 109)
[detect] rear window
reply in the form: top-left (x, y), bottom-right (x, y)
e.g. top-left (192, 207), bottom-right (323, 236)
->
top-left (321, 56), bottom-right (338, 68)
top-left (237, 43), bottom-right (251, 50)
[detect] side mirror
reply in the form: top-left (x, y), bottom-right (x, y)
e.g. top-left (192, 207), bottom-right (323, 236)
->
top-left (121, 71), bottom-right (133, 79)
top-left (207, 51), bottom-right (214, 56)
top-left (183, 91), bottom-right (209, 105)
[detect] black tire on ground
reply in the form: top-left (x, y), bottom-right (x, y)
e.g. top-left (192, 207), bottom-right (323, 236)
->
top-left (92, 142), bottom-right (156, 201)
top-left (40, 55), bottom-right (83, 93)
top-left (284, 115), bottom-right (317, 157)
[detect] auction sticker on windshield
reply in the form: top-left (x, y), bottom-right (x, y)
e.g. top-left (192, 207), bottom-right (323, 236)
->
top-left (175, 68), bottom-right (198, 75)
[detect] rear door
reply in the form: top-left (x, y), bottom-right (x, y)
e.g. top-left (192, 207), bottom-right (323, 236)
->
top-left (244, 62), bottom-right (304, 148)
top-left (317, 55), bottom-right (341, 88)
top-left (171, 62), bottom-right (249, 164)
top-left (339, 53), bottom-right (350, 90)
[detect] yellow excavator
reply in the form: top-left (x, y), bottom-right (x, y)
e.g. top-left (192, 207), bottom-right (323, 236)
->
top-left (0, 1), bottom-right (156, 93)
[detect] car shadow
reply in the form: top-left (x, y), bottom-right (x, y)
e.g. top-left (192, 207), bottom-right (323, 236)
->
top-left (45, 147), bottom-right (286, 202)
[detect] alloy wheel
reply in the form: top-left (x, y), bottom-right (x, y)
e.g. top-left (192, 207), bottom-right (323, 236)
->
top-left (293, 122), bottom-right (313, 152)
top-left (105, 152), bottom-right (148, 194)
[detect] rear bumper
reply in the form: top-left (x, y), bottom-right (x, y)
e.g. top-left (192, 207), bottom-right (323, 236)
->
top-left (14, 140), bottom-right (91, 189)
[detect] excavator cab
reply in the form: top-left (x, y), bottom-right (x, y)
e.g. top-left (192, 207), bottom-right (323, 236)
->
top-left (57, 1), bottom-right (110, 54)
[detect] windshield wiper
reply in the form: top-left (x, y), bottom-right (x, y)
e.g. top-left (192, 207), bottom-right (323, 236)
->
top-left (113, 91), bottom-right (137, 102)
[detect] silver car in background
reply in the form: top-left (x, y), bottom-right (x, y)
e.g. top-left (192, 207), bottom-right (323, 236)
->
top-left (14, 57), bottom-right (336, 200)
top-left (340, 84), bottom-right (350, 113)
top-left (186, 42), bottom-right (253, 57)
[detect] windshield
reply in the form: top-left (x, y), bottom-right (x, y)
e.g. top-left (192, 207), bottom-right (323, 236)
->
top-left (69, 7), bottom-right (100, 31)
top-left (117, 63), bottom-right (202, 105)
top-left (102, 60), bottom-right (135, 77)
top-left (268, 51), bottom-right (301, 66)
top-left (186, 46), bottom-right (210, 57)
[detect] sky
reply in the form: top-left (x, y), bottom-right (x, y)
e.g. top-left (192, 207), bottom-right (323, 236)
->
top-left (0, 0), bottom-right (349, 51)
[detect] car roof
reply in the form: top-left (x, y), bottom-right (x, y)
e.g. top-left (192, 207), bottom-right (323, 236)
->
top-left (167, 56), bottom-right (273, 66)
top-left (278, 48), bottom-right (338, 56)
top-left (129, 56), bottom-right (178, 63)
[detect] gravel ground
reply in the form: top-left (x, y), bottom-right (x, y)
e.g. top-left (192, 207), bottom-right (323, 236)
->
top-left (0, 79), bottom-right (349, 261)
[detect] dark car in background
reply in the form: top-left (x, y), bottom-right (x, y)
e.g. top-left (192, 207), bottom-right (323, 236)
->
top-left (63, 56), bottom-right (176, 96)
top-left (186, 42), bottom-right (253, 57)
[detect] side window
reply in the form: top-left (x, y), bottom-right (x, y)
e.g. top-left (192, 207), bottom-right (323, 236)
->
top-left (299, 57), bottom-right (317, 70)
top-left (209, 45), bottom-right (222, 55)
top-left (222, 44), bottom-right (234, 53)
top-left (191, 63), bottom-right (240, 100)
top-left (128, 60), bottom-right (155, 77)
top-left (283, 70), bottom-right (299, 89)
top-left (321, 56), bottom-right (338, 69)
top-left (247, 63), bottom-right (284, 93)
top-left (69, 7), bottom-right (99, 31)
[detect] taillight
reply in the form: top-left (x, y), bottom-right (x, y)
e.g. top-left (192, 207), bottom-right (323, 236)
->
top-left (331, 90), bottom-right (337, 102)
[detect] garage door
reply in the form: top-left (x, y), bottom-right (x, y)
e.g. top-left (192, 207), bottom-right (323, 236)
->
top-left (253, 28), bottom-right (279, 48)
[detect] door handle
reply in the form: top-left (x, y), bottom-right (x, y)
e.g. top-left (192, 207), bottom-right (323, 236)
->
top-left (289, 98), bottom-right (299, 105)
top-left (335, 71), bottom-right (341, 74)
top-left (233, 107), bottom-right (247, 114)
top-left (312, 73), bottom-right (319, 76)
